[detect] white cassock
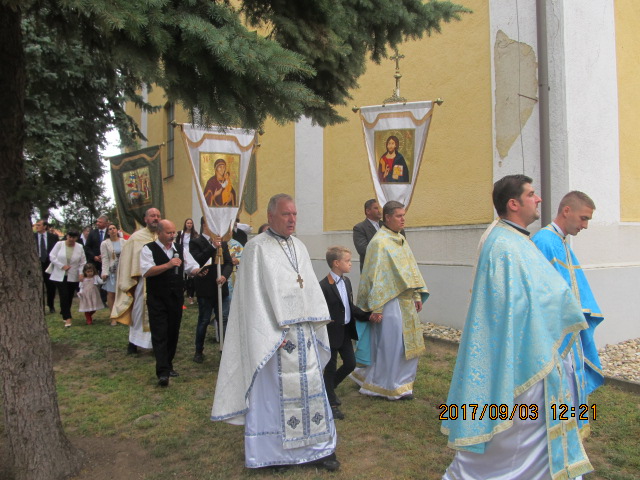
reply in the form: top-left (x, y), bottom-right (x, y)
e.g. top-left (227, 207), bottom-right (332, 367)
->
top-left (211, 231), bottom-right (336, 468)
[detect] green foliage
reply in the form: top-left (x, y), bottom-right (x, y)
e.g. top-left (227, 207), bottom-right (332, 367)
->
top-left (19, 0), bottom-right (468, 214)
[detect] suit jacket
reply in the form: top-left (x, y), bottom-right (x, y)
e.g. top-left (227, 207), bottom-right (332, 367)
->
top-left (84, 228), bottom-right (106, 265)
top-left (319, 274), bottom-right (370, 349)
top-left (34, 231), bottom-right (59, 268)
top-left (189, 235), bottom-right (233, 298)
top-left (353, 218), bottom-right (380, 271)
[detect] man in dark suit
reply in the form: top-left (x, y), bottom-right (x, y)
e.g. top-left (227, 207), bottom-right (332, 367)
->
top-left (34, 219), bottom-right (59, 313)
top-left (319, 246), bottom-right (370, 420)
top-left (189, 218), bottom-right (233, 363)
top-left (352, 199), bottom-right (382, 272)
top-left (84, 215), bottom-right (109, 303)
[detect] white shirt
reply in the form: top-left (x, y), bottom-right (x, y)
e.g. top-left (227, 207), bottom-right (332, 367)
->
top-left (330, 271), bottom-right (351, 325)
top-left (140, 240), bottom-right (199, 276)
top-left (367, 218), bottom-right (381, 231)
top-left (551, 221), bottom-right (566, 238)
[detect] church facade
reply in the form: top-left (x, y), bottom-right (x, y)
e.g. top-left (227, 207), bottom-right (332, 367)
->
top-left (124, 0), bottom-right (640, 346)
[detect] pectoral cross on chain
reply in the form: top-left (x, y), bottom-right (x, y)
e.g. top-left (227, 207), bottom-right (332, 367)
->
top-left (297, 274), bottom-right (304, 288)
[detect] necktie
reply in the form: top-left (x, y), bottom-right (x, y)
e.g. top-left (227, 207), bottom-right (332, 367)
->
top-left (39, 234), bottom-right (47, 262)
top-left (99, 230), bottom-right (104, 242)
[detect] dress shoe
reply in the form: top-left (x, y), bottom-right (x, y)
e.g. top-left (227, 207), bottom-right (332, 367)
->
top-left (333, 395), bottom-right (342, 406)
top-left (126, 343), bottom-right (138, 355)
top-left (331, 406), bottom-right (345, 420)
top-left (49, 307), bottom-right (55, 314)
top-left (64, 320), bottom-right (72, 328)
top-left (316, 458), bottom-right (340, 472)
top-left (193, 353), bottom-right (204, 364)
top-left (169, 370), bottom-right (179, 377)
top-left (157, 376), bottom-right (169, 387)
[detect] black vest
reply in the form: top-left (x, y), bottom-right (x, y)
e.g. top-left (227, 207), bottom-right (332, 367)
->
top-left (145, 242), bottom-right (184, 297)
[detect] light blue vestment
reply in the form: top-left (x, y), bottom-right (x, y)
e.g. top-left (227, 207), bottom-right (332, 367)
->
top-left (532, 225), bottom-right (604, 396)
top-left (442, 221), bottom-right (592, 479)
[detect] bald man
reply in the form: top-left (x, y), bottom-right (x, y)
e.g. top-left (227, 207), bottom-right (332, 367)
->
top-left (141, 220), bottom-right (199, 387)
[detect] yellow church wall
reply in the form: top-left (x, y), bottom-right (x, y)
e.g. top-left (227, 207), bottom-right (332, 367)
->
top-left (324, 0), bottom-right (494, 231)
top-left (615, 0), bottom-right (640, 222)
top-left (240, 121), bottom-right (296, 228)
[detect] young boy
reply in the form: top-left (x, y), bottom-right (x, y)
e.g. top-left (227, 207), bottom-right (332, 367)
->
top-left (319, 246), bottom-right (370, 420)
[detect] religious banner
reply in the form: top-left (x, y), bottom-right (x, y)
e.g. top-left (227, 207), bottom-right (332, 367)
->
top-left (108, 145), bottom-right (165, 235)
top-left (359, 101), bottom-right (434, 209)
top-left (180, 124), bottom-right (257, 237)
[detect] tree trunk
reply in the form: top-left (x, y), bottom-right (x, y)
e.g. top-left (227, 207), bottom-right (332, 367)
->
top-left (0, 6), bottom-right (84, 480)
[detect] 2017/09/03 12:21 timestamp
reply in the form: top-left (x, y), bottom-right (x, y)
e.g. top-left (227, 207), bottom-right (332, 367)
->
top-left (550, 403), bottom-right (597, 421)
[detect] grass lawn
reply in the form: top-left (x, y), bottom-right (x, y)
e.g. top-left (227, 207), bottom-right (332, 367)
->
top-left (2, 299), bottom-right (639, 479)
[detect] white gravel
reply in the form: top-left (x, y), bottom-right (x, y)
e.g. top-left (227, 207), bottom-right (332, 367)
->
top-left (423, 322), bottom-right (640, 384)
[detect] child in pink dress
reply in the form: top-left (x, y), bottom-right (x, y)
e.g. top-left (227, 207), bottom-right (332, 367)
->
top-left (78, 264), bottom-right (104, 325)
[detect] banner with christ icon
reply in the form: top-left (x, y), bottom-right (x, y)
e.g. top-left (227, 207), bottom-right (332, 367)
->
top-left (108, 145), bottom-right (165, 235)
top-left (180, 124), bottom-right (257, 237)
top-left (359, 101), bottom-right (434, 209)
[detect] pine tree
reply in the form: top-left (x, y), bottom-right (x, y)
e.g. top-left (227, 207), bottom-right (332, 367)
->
top-left (0, 1), bottom-right (468, 478)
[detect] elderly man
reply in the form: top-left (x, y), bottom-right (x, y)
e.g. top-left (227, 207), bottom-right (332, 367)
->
top-left (141, 220), bottom-right (199, 387)
top-left (212, 194), bottom-right (339, 471)
top-left (351, 201), bottom-right (429, 401)
top-left (442, 175), bottom-right (592, 480)
top-left (112, 208), bottom-right (161, 354)
top-left (532, 191), bottom-right (604, 395)
top-left (352, 199), bottom-right (382, 272)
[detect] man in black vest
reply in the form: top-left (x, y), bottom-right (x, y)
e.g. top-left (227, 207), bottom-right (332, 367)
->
top-left (189, 217), bottom-right (233, 364)
top-left (141, 219), bottom-right (199, 387)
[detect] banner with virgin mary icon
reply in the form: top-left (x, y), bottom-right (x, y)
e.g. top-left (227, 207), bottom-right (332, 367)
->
top-left (180, 124), bottom-right (257, 237)
top-left (359, 101), bottom-right (434, 209)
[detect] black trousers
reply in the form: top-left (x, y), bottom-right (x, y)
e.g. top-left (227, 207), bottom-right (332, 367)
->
top-left (54, 277), bottom-right (78, 320)
top-left (147, 292), bottom-right (183, 378)
top-left (323, 329), bottom-right (356, 407)
top-left (41, 261), bottom-right (56, 309)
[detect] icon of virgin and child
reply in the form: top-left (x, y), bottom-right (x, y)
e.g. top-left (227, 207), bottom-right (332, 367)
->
top-left (203, 158), bottom-right (237, 207)
top-left (378, 135), bottom-right (410, 183)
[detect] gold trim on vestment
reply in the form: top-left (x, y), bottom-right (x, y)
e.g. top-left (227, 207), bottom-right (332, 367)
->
top-left (351, 370), bottom-right (414, 397)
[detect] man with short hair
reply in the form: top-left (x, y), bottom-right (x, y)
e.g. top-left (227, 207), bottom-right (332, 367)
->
top-left (189, 217), bottom-right (233, 364)
top-left (112, 208), bottom-right (161, 354)
top-left (85, 215), bottom-right (109, 303)
top-left (212, 194), bottom-right (339, 471)
top-left (351, 201), bottom-right (429, 401)
top-left (532, 191), bottom-right (604, 395)
top-left (141, 220), bottom-right (199, 387)
top-left (34, 219), bottom-right (59, 313)
top-left (352, 199), bottom-right (382, 272)
top-left (442, 175), bottom-right (593, 480)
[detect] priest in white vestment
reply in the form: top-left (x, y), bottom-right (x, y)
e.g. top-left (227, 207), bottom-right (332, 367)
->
top-left (211, 194), bottom-right (339, 471)
top-left (111, 207), bottom-right (161, 353)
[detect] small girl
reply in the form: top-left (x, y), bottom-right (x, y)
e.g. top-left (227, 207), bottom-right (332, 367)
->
top-left (78, 264), bottom-right (104, 325)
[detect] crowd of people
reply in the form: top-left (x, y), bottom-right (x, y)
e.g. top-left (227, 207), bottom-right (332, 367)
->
top-left (34, 177), bottom-right (604, 478)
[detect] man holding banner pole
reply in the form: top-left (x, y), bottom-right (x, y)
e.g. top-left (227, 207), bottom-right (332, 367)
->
top-left (189, 217), bottom-right (232, 359)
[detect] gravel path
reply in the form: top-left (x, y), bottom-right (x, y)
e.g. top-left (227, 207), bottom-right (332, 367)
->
top-left (423, 323), bottom-right (640, 384)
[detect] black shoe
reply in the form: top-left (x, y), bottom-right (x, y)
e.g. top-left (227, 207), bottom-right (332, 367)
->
top-left (317, 458), bottom-right (340, 472)
top-left (169, 370), bottom-right (179, 377)
top-left (193, 353), bottom-right (204, 364)
top-left (49, 307), bottom-right (55, 314)
top-left (127, 343), bottom-right (138, 355)
top-left (157, 376), bottom-right (169, 387)
top-left (334, 395), bottom-right (342, 406)
top-left (331, 406), bottom-right (345, 420)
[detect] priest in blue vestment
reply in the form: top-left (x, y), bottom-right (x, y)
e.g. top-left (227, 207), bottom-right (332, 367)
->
top-left (442, 175), bottom-right (593, 480)
top-left (532, 191), bottom-right (604, 397)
